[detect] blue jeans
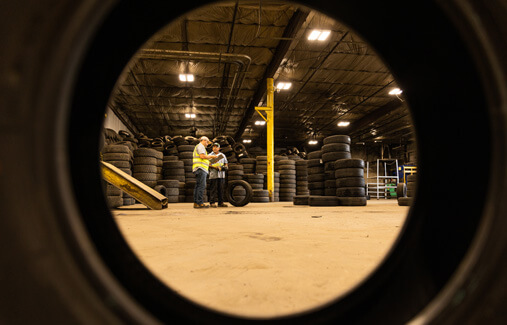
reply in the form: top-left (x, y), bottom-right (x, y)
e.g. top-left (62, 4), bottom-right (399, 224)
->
top-left (193, 168), bottom-right (207, 204)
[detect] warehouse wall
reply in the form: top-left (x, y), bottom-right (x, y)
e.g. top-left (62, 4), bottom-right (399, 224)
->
top-left (103, 107), bottom-right (132, 133)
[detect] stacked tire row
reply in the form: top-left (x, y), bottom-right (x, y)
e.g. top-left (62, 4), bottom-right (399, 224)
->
top-left (243, 174), bottom-right (263, 202)
top-left (255, 156), bottom-right (267, 174)
top-left (322, 134), bottom-right (351, 196)
top-left (154, 179), bottom-right (179, 203)
top-left (133, 148), bottom-right (162, 189)
top-left (398, 174), bottom-right (416, 206)
top-left (177, 145), bottom-right (195, 185)
top-left (334, 158), bottom-right (367, 206)
top-left (240, 157), bottom-right (256, 174)
top-left (262, 172), bottom-right (280, 202)
top-left (227, 164), bottom-right (244, 181)
top-left (161, 158), bottom-right (185, 203)
top-left (324, 161), bottom-right (337, 197)
top-left (213, 135), bottom-right (249, 164)
top-left (295, 160), bottom-right (309, 196)
top-left (102, 144), bottom-right (134, 208)
top-left (278, 160), bottom-right (296, 202)
top-left (307, 150), bottom-right (325, 196)
top-left (252, 189), bottom-right (270, 203)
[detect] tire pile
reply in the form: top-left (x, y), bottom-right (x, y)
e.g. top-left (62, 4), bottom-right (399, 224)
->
top-left (255, 156), bottom-right (268, 174)
top-left (244, 174), bottom-right (264, 191)
top-left (177, 144), bottom-right (195, 184)
top-left (133, 148), bottom-right (162, 189)
top-left (262, 171), bottom-right (280, 202)
top-left (212, 135), bottom-right (249, 164)
top-left (278, 160), bottom-right (296, 202)
top-left (397, 174), bottom-right (416, 206)
top-left (307, 150), bottom-right (325, 196)
top-left (239, 157), bottom-right (256, 174)
top-left (227, 164), bottom-right (244, 181)
top-left (153, 180), bottom-right (179, 203)
top-left (102, 144), bottom-right (134, 208)
top-left (334, 159), bottom-right (367, 206)
top-left (252, 189), bottom-right (270, 203)
top-left (161, 158), bottom-right (185, 203)
top-left (296, 160), bottom-right (310, 196)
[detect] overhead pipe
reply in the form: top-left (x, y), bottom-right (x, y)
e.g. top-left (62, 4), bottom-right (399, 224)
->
top-left (137, 49), bottom-right (251, 135)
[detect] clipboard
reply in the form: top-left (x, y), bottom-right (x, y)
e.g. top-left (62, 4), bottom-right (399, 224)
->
top-left (209, 153), bottom-right (225, 164)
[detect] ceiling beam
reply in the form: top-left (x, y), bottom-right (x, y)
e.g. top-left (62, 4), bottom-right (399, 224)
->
top-left (233, 8), bottom-right (310, 140)
top-left (348, 99), bottom-right (404, 135)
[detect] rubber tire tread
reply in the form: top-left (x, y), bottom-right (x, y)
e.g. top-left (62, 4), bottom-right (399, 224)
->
top-left (226, 180), bottom-right (253, 207)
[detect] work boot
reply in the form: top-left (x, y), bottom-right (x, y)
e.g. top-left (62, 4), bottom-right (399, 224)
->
top-left (193, 203), bottom-right (209, 209)
top-left (210, 203), bottom-right (217, 208)
top-left (218, 203), bottom-right (228, 207)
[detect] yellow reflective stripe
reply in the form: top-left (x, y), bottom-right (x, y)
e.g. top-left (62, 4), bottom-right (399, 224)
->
top-left (192, 145), bottom-right (209, 171)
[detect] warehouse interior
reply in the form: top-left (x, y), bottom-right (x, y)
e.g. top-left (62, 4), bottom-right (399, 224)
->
top-left (100, 0), bottom-right (417, 319)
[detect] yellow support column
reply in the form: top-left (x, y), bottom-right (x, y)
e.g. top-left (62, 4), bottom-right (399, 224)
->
top-left (254, 78), bottom-right (275, 201)
top-left (266, 78), bottom-right (275, 201)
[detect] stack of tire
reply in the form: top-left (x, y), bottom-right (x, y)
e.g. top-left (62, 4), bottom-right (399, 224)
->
top-left (177, 144), bottom-right (195, 185)
top-left (334, 158), bottom-right (367, 206)
top-left (244, 174), bottom-right (264, 193)
top-left (262, 172), bottom-right (280, 202)
top-left (295, 160), bottom-right (310, 196)
top-left (252, 189), bottom-right (270, 203)
top-left (133, 148), bottom-right (162, 189)
top-left (102, 144), bottom-right (134, 208)
top-left (255, 156), bottom-right (267, 174)
top-left (153, 180), bottom-right (179, 204)
top-left (240, 157), bottom-right (256, 174)
top-left (307, 150), bottom-right (325, 196)
top-left (324, 161), bottom-right (337, 197)
top-left (321, 134), bottom-right (351, 167)
top-left (161, 157), bottom-right (185, 202)
top-left (278, 160), bottom-right (296, 202)
top-left (274, 155), bottom-right (287, 172)
top-left (227, 164), bottom-right (244, 181)
top-left (397, 174), bottom-right (416, 206)
top-left (221, 144), bottom-right (237, 164)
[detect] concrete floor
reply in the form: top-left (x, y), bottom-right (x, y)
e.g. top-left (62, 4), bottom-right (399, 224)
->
top-left (113, 200), bottom-right (408, 319)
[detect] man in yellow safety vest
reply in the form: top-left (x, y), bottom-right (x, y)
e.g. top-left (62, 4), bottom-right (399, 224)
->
top-left (192, 136), bottom-right (214, 208)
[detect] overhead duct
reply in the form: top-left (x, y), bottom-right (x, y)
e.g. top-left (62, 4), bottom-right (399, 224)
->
top-left (137, 49), bottom-right (251, 137)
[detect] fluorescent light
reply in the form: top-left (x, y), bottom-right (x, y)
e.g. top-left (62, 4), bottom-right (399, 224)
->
top-left (308, 140), bottom-right (318, 145)
top-left (243, 139), bottom-right (252, 143)
top-left (318, 30), bottom-right (331, 41)
top-left (337, 121), bottom-right (350, 127)
top-left (308, 30), bottom-right (321, 40)
top-left (255, 120), bottom-right (266, 126)
top-left (276, 82), bottom-right (292, 90)
top-left (308, 30), bottom-right (331, 41)
top-left (185, 113), bottom-right (196, 118)
top-left (179, 74), bottom-right (194, 82)
top-left (389, 88), bottom-right (402, 95)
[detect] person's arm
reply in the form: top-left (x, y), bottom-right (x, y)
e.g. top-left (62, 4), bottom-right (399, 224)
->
top-left (199, 153), bottom-right (214, 159)
top-left (197, 144), bottom-right (214, 160)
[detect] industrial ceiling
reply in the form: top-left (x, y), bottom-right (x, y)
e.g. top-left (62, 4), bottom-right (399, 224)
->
top-left (108, 0), bottom-right (413, 149)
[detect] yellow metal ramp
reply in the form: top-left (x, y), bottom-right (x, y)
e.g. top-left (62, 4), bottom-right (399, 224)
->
top-left (101, 161), bottom-right (168, 210)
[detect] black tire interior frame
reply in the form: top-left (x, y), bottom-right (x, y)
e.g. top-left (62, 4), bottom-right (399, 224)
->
top-left (2, 0), bottom-right (507, 324)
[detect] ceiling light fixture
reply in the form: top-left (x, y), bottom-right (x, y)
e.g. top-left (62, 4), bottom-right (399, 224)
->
top-left (308, 29), bottom-right (331, 41)
top-left (337, 121), bottom-right (350, 127)
top-left (388, 88), bottom-right (403, 95)
top-left (179, 74), bottom-right (194, 82)
top-left (243, 139), bottom-right (252, 143)
top-left (275, 82), bottom-right (292, 90)
top-left (255, 120), bottom-right (266, 126)
top-left (185, 113), bottom-right (196, 118)
top-left (308, 140), bottom-right (318, 145)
